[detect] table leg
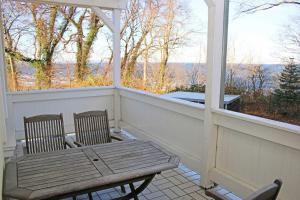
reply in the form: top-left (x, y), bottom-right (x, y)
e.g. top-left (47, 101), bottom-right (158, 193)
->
top-left (129, 183), bottom-right (138, 200)
top-left (121, 185), bottom-right (126, 193)
top-left (88, 192), bottom-right (93, 200)
top-left (113, 174), bottom-right (155, 200)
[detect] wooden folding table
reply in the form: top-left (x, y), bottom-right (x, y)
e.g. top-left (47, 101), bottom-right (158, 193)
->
top-left (3, 140), bottom-right (179, 200)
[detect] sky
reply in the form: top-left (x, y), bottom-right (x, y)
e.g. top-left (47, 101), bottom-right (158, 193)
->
top-left (5, 0), bottom-right (300, 64)
top-left (169, 0), bottom-right (300, 64)
top-left (89, 0), bottom-right (209, 64)
top-left (167, 0), bottom-right (208, 63)
top-left (227, 1), bottom-right (300, 64)
top-left (54, 0), bottom-right (209, 64)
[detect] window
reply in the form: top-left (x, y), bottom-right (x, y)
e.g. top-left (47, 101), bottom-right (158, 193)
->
top-left (2, 0), bottom-right (113, 91)
top-left (120, 0), bottom-right (208, 95)
top-left (224, 0), bottom-right (300, 125)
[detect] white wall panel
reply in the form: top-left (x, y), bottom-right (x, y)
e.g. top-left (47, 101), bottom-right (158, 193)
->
top-left (7, 87), bottom-right (115, 140)
top-left (214, 125), bottom-right (300, 200)
top-left (120, 88), bottom-right (205, 173)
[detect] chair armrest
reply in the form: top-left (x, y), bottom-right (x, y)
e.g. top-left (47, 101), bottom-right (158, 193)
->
top-left (74, 141), bottom-right (85, 147)
top-left (65, 139), bottom-right (76, 148)
top-left (205, 188), bottom-right (232, 200)
top-left (111, 135), bottom-right (123, 141)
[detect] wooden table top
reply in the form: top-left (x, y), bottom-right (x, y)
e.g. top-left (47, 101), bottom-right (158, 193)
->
top-left (4, 140), bottom-right (179, 200)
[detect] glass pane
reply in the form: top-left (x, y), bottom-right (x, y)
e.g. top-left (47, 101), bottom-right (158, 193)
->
top-left (224, 0), bottom-right (300, 125)
top-left (2, 0), bottom-right (113, 91)
top-left (120, 0), bottom-right (208, 97)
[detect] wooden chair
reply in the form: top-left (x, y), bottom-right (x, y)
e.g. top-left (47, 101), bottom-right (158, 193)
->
top-left (24, 114), bottom-right (74, 154)
top-left (73, 110), bottom-right (126, 198)
top-left (73, 110), bottom-right (122, 147)
top-left (205, 179), bottom-right (282, 200)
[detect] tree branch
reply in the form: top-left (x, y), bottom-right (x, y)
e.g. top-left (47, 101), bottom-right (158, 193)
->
top-left (240, 1), bottom-right (300, 14)
top-left (5, 48), bottom-right (42, 65)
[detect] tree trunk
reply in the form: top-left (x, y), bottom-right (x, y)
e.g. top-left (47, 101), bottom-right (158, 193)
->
top-left (158, 40), bottom-right (169, 91)
top-left (75, 27), bottom-right (84, 81)
top-left (143, 50), bottom-right (148, 85)
top-left (8, 55), bottom-right (18, 91)
top-left (74, 12), bottom-right (102, 82)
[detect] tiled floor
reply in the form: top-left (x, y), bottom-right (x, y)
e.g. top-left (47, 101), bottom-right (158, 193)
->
top-left (65, 163), bottom-right (242, 200)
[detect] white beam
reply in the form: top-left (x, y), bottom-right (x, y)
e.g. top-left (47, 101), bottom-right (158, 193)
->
top-left (203, 0), bottom-right (215, 8)
top-left (201, 0), bottom-right (227, 187)
top-left (19, 0), bottom-right (127, 10)
top-left (92, 7), bottom-right (115, 32)
top-left (113, 9), bottom-right (121, 88)
top-left (0, 5), bottom-right (8, 144)
top-left (113, 9), bottom-right (121, 132)
top-left (0, 5), bottom-right (16, 157)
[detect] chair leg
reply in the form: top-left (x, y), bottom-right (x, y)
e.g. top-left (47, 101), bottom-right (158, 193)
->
top-left (88, 192), bottom-right (93, 200)
top-left (121, 185), bottom-right (126, 193)
top-left (129, 183), bottom-right (139, 200)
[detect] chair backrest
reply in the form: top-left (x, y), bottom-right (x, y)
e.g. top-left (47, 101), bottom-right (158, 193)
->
top-left (73, 110), bottom-right (111, 146)
top-left (24, 114), bottom-right (66, 154)
top-left (245, 179), bottom-right (282, 200)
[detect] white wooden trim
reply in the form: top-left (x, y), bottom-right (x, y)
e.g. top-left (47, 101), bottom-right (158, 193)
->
top-left (7, 87), bottom-right (114, 103)
top-left (213, 108), bottom-right (300, 135)
top-left (119, 87), bottom-right (205, 120)
top-left (0, 5), bottom-right (9, 147)
top-left (201, 0), bottom-right (226, 187)
top-left (18, 0), bottom-right (127, 9)
top-left (113, 9), bottom-right (121, 132)
top-left (113, 10), bottom-right (121, 88)
top-left (213, 109), bottom-right (300, 150)
top-left (7, 86), bottom-right (114, 96)
top-left (92, 7), bottom-right (115, 32)
top-left (203, 0), bottom-right (215, 7)
top-left (0, 4), bottom-right (8, 120)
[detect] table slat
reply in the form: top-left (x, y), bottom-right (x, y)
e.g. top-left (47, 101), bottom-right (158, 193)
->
top-left (4, 140), bottom-right (179, 200)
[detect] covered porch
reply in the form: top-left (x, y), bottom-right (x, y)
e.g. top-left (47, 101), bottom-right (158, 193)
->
top-left (0, 0), bottom-right (299, 200)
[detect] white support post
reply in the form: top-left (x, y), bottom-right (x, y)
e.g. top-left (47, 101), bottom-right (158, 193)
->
top-left (201, 0), bottom-right (227, 187)
top-left (0, 5), bottom-right (16, 157)
top-left (113, 9), bottom-right (121, 133)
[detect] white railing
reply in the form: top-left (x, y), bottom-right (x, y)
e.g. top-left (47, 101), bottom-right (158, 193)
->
top-left (6, 87), bottom-right (115, 142)
top-left (119, 87), bottom-right (206, 173)
top-left (4, 86), bottom-right (300, 200)
top-left (210, 109), bottom-right (300, 200)
top-left (118, 87), bottom-right (300, 200)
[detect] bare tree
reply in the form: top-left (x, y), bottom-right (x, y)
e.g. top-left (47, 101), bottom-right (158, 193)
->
top-left (189, 64), bottom-right (205, 86)
top-left (120, 0), bottom-right (159, 81)
top-left (156, 0), bottom-right (188, 91)
top-left (142, 31), bottom-right (156, 84)
top-left (247, 64), bottom-right (268, 94)
top-left (226, 44), bottom-right (236, 89)
top-left (62, 8), bottom-right (104, 81)
top-left (237, 0), bottom-right (300, 14)
top-left (2, 0), bottom-right (29, 90)
top-left (5, 3), bottom-right (75, 89)
top-left (278, 17), bottom-right (300, 61)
